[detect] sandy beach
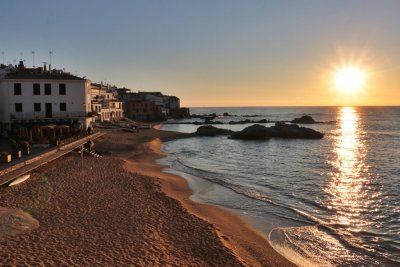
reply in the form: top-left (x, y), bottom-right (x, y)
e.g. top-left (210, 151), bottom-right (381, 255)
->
top-left (0, 128), bottom-right (294, 266)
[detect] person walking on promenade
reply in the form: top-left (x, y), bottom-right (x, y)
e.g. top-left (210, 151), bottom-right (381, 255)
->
top-left (85, 139), bottom-right (94, 152)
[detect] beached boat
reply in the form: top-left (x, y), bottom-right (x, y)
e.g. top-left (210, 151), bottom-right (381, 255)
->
top-left (9, 174), bottom-right (31, 186)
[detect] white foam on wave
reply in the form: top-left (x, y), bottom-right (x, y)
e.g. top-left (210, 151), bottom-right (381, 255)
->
top-left (271, 242), bottom-right (322, 267)
top-left (268, 225), bottom-right (374, 267)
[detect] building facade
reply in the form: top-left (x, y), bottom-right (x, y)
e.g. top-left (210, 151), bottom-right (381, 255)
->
top-left (117, 90), bottom-right (183, 121)
top-left (0, 62), bottom-right (93, 134)
top-left (90, 83), bottom-right (123, 122)
top-left (126, 99), bottom-right (167, 121)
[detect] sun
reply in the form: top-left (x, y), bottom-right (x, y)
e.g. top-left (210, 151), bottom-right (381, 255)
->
top-left (333, 66), bottom-right (367, 93)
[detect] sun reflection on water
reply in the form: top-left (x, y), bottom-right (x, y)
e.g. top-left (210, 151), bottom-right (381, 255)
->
top-left (327, 107), bottom-right (372, 231)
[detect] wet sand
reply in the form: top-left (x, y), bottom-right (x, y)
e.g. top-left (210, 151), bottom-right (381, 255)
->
top-left (0, 128), bottom-right (295, 266)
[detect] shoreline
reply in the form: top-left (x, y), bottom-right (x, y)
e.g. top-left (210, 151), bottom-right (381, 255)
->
top-left (122, 128), bottom-right (295, 266)
top-left (0, 128), bottom-right (295, 266)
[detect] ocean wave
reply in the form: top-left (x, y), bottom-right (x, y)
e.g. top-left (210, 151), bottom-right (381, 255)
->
top-left (162, 106), bottom-right (400, 266)
top-left (172, 159), bottom-right (323, 225)
top-left (269, 225), bottom-right (400, 267)
top-left (173, 158), bottom-right (350, 226)
top-left (171, 158), bottom-right (400, 265)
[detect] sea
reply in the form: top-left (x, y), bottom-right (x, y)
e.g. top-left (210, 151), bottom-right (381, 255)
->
top-left (159, 106), bottom-right (400, 267)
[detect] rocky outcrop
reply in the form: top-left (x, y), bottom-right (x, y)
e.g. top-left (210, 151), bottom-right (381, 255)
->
top-left (229, 122), bottom-right (324, 140)
top-left (264, 122), bottom-right (324, 139)
top-left (229, 124), bottom-right (270, 140)
top-left (193, 121), bottom-right (223, 125)
top-left (196, 125), bottom-right (233, 136)
top-left (228, 119), bottom-right (269, 124)
top-left (291, 115), bottom-right (316, 124)
top-left (167, 114), bottom-right (336, 126)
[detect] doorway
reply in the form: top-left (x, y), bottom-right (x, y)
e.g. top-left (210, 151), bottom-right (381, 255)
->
top-left (45, 103), bottom-right (52, 118)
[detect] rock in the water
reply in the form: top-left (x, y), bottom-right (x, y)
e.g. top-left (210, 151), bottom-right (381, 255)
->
top-left (229, 119), bottom-right (251, 125)
top-left (193, 121), bottom-right (223, 125)
top-left (230, 122), bottom-right (324, 140)
top-left (265, 122), bottom-right (324, 139)
top-left (229, 124), bottom-right (270, 140)
top-left (291, 115), bottom-right (316, 124)
top-left (228, 118), bottom-right (269, 125)
top-left (196, 125), bottom-right (233, 136)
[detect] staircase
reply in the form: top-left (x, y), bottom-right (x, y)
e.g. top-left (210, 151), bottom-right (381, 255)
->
top-left (82, 148), bottom-right (102, 158)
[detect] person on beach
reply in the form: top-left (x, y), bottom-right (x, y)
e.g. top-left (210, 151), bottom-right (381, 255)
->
top-left (85, 139), bottom-right (94, 152)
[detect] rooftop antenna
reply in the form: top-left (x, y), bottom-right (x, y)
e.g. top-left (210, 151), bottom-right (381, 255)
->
top-left (1, 52), bottom-right (4, 64)
top-left (49, 50), bottom-right (53, 67)
top-left (19, 52), bottom-right (23, 61)
top-left (32, 51), bottom-right (35, 68)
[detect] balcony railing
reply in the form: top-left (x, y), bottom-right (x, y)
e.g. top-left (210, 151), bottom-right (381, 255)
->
top-left (10, 111), bottom-right (89, 120)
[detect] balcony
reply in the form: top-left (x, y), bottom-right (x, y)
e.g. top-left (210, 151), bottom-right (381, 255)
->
top-left (10, 111), bottom-right (89, 121)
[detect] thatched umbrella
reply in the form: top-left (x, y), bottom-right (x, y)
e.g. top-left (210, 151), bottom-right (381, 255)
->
top-left (44, 125), bottom-right (56, 138)
top-left (55, 125), bottom-right (70, 137)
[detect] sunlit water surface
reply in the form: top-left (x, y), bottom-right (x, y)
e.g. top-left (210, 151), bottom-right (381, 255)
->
top-left (159, 107), bottom-right (400, 266)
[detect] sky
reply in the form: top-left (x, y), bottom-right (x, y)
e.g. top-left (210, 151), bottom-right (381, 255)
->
top-left (1, 0), bottom-right (399, 107)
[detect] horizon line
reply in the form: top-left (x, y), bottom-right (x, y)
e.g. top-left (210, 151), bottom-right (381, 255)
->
top-left (186, 105), bottom-right (400, 109)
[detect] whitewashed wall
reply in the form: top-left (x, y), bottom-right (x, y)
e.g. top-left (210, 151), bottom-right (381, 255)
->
top-left (0, 79), bottom-right (91, 123)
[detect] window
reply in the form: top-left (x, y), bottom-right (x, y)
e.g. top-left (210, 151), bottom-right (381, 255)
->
top-left (59, 84), bottom-right (66, 95)
top-left (14, 83), bottom-right (22, 95)
top-left (34, 103), bottom-right (41, 112)
top-left (45, 84), bottom-right (51, 95)
top-left (33, 83), bottom-right (40, 95)
top-left (15, 103), bottom-right (22, 112)
top-left (60, 102), bottom-right (67, 111)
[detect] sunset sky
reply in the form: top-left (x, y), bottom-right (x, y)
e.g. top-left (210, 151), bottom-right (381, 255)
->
top-left (1, 1), bottom-right (399, 107)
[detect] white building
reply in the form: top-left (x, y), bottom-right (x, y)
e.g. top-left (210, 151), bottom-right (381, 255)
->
top-left (90, 83), bottom-right (123, 122)
top-left (0, 62), bottom-right (93, 134)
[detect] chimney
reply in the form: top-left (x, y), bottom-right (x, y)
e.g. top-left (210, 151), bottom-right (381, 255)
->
top-left (43, 63), bottom-right (47, 72)
top-left (18, 60), bottom-right (25, 69)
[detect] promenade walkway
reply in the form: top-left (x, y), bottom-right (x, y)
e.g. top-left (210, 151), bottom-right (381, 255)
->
top-left (0, 132), bottom-right (104, 186)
